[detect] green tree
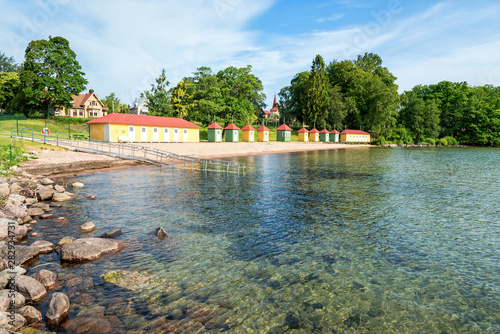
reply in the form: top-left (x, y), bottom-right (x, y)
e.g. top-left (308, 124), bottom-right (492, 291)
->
top-left (144, 69), bottom-right (174, 116)
top-left (188, 66), bottom-right (224, 124)
top-left (102, 92), bottom-right (121, 114)
top-left (19, 36), bottom-right (88, 116)
top-left (399, 92), bottom-right (441, 140)
top-left (305, 55), bottom-right (330, 127)
top-left (171, 80), bottom-right (196, 119)
top-left (0, 72), bottom-right (21, 111)
top-left (277, 86), bottom-right (294, 124)
top-left (0, 52), bottom-right (20, 73)
top-left (289, 71), bottom-right (310, 125)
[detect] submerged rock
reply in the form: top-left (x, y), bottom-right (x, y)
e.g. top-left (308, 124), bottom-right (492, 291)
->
top-left (60, 238), bottom-right (122, 262)
top-left (80, 221), bottom-right (95, 233)
top-left (18, 305), bottom-right (42, 325)
top-left (31, 269), bottom-right (58, 290)
top-left (9, 275), bottom-right (47, 303)
top-left (61, 315), bottom-right (123, 333)
top-left (31, 240), bottom-right (55, 254)
top-left (100, 228), bottom-right (123, 239)
top-left (156, 227), bottom-right (169, 239)
top-left (46, 292), bottom-right (70, 326)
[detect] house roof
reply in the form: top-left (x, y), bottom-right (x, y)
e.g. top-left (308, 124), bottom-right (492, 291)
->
top-left (341, 129), bottom-right (370, 135)
top-left (262, 110), bottom-right (271, 115)
top-left (276, 124), bottom-right (292, 131)
top-left (297, 127), bottom-right (309, 133)
top-left (241, 124), bottom-right (255, 131)
top-left (257, 125), bottom-right (270, 131)
top-left (87, 113), bottom-right (200, 128)
top-left (330, 130), bottom-right (340, 134)
top-left (320, 129), bottom-right (330, 133)
top-left (206, 122), bottom-right (223, 129)
top-left (70, 93), bottom-right (106, 109)
top-left (309, 128), bottom-right (319, 133)
top-left (224, 123), bottom-right (240, 130)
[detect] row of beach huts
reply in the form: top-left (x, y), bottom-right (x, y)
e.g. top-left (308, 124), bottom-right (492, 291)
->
top-left (87, 113), bottom-right (371, 143)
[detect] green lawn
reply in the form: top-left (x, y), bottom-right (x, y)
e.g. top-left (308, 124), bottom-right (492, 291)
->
top-left (0, 118), bottom-right (89, 137)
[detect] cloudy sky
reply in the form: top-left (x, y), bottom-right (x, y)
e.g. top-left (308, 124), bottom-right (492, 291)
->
top-left (1, 0), bottom-right (500, 108)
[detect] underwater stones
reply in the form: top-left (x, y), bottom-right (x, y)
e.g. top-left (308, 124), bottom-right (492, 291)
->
top-left (60, 238), bottom-right (121, 262)
top-left (104, 298), bottom-right (135, 317)
top-left (100, 228), bottom-right (122, 239)
top-left (61, 315), bottom-right (123, 333)
top-left (31, 240), bottom-right (55, 254)
top-left (80, 221), bottom-right (95, 233)
top-left (31, 269), bottom-right (58, 290)
top-left (155, 227), bottom-right (169, 239)
top-left (9, 275), bottom-right (47, 303)
top-left (46, 292), bottom-right (70, 326)
top-left (73, 293), bottom-right (95, 306)
top-left (343, 314), bottom-right (361, 329)
top-left (18, 305), bottom-right (42, 325)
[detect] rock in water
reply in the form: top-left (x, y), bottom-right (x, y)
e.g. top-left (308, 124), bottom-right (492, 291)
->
top-left (52, 192), bottom-right (72, 202)
top-left (46, 292), bottom-right (70, 326)
top-left (31, 269), bottom-right (58, 290)
top-left (100, 229), bottom-right (123, 239)
top-left (18, 305), bottom-right (42, 324)
top-left (80, 221), bottom-right (95, 233)
top-left (9, 275), bottom-right (47, 303)
top-left (60, 238), bottom-right (121, 262)
top-left (72, 182), bottom-right (84, 189)
top-left (57, 236), bottom-right (75, 248)
top-left (31, 240), bottom-right (55, 254)
top-left (156, 227), bottom-right (169, 239)
top-left (0, 312), bottom-right (26, 331)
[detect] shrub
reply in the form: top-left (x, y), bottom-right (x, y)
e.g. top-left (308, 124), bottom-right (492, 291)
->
top-left (372, 136), bottom-right (386, 145)
top-left (425, 138), bottom-right (436, 146)
top-left (436, 138), bottom-right (448, 146)
top-left (444, 136), bottom-right (458, 145)
top-left (54, 116), bottom-right (92, 124)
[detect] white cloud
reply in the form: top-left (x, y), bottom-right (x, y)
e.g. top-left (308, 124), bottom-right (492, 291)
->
top-left (316, 14), bottom-right (344, 23)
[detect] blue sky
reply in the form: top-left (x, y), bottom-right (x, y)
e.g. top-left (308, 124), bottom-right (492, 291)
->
top-left (1, 0), bottom-right (500, 109)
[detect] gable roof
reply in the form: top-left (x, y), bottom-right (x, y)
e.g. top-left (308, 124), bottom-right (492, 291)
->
top-left (87, 113), bottom-right (200, 128)
top-left (309, 128), bottom-right (319, 133)
top-left (257, 125), bottom-right (270, 131)
top-left (320, 129), bottom-right (330, 133)
top-left (270, 94), bottom-right (279, 111)
top-left (241, 124), bottom-right (255, 131)
top-left (330, 130), bottom-right (340, 134)
top-left (71, 93), bottom-right (106, 109)
top-left (224, 123), bottom-right (240, 130)
top-left (341, 129), bottom-right (370, 135)
top-left (276, 124), bottom-right (292, 131)
top-left (262, 110), bottom-right (271, 115)
top-left (206, 122), bottom-right (223, 129)
top-left (297, 127), bottom-right (309, 133)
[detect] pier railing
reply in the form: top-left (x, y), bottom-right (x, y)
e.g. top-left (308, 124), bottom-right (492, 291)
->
top-left (11, 127), bottom-right (246, 174)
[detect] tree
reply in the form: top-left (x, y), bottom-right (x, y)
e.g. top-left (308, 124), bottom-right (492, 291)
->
top-left (171, 80), bottom-right (195, 119)
top-left (304, 55), bottom-right (330, 127)
top-left (288, 71), bottom-right (310, 125)
top-left (0, 72), bottom-right (21, 111)
top-left (0, 52), bottom-right (20, 73)
top-left (144, 69), bottom-right (174, 116)
top-left (399, 92), bottom-right (440, 140)
top-left (277, 86), bottom-right (294, 124)
top-left (102, 92), bottom-right (121, 113)
top-left (19, 36), bottom-right (88, 116)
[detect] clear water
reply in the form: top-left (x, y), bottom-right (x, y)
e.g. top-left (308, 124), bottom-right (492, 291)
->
top-left (29, 147), bottom-right (500, 333)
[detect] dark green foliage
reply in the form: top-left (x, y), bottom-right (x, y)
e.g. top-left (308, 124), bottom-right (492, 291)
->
top-left (54, 116), bottom-right (91, 124)
top-left (0, 52), bottom-right (20, 73)
top-left (443, 136), bottom-right (458, 145)
top-left (144, 69), bottom-right (174, 116)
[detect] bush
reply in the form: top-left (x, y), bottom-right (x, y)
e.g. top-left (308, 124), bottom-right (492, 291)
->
top-left (372, 135), bottom-right (386, 145)
top-left (0, 143), bottom-right (28, 171)
top-left (425, 138), bottom-right (436, 146)
top-left (436, 138), bottom-right (448, 146)
top-left (54, 116), bottom-right (92, 124)
top-left (443, 136), bottom-right (458, 145)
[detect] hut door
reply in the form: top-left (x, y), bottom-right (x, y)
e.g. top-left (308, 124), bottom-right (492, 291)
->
top-left (140, 126), bottom-right (147, 142)
top-left (128, 126), bottom-right (135, 142)
top-left (164, 128), bottom-right (170, 142)
top-left (152, 127), bottom-right (159, 142)
top-left (264, 131), bottom-right (269, 141)
top-left (173, 128), bottom-right (179, 142)
top-left (216, 130), bottom-right (222, 142)
top-left (250, 131), bottom-right (254, 142)
top-left (183, 128), bottom-right (189, 142)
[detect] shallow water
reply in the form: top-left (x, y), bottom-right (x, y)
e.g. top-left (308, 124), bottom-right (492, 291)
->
top-left (30, 147), bottom-right (499, 333)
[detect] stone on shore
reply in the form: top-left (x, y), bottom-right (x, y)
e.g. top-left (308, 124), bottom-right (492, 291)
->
top-left (30, 202), bottom-right (51, 211)
top-left (54, 184), bottom-right (65, 193)
top-left (0, 184), bottom-right (9, 197)
top-left (3, 203), bottom-right (27, 219)
top-left (19, 181), bottom-right (37, 190)
top-left (0, 266), bottom-right (26, 289)
top-left (72, 182), bottom-right (84, 189)
top-left (100, 228), bottom-right (123, 239)
top-left (18, 305), bottom-right (42, 325)
top-left (60, 238), bottom-right (122, 262)
top-left (0, 312), bottom-right (26, 331)
top-left (0, 290), bottom-right (25, 311)
top-left (9, 183), bottom-right (22, 194)
top-left (80, 221), bottom-right (95, 233)
top-left (0, 218), bottom-right (29, 241)
top-left (8, 275), bottom-right (47, 303)
top-left (27, 207), bottom-right (44, 217)
top-left (45, 292), bottom-right (70, 326)
top-left (31, 269), bottom-right (58, 290)
top-left (31, 240), bottom-right (55, 254)
top-left (36, 185), bottom-right (55, 202)
top-left (41, 178), bottom-right (54, 185)
top-left (57, 236), bottom-right (75, 248)
top-left (156, 227), bottom-right (170, 239)
top-left (0, 245), bottom-right (38, 271)
top-left (7, 194), bottom-right (25, 207)
top-left (49, 202), bottom-right (62, 208)
top-left (52, 192), bottom-right (72, 202)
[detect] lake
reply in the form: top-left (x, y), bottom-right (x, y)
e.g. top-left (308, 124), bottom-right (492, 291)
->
top-left (32, 147), bottom-right (500, 333)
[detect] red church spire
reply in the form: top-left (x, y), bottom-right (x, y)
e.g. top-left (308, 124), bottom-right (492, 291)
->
top-left (271, 94), bottom-right (278, 111)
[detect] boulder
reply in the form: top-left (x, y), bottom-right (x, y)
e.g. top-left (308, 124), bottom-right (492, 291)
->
top-left (8, 275), bottom-right (47, 303)
top-left (156, 227), bottom-right (169, 239)
top-left (100, 229), bottom-right (123, 239)
top-left (0, 184), bottom-right (9, 198)
top-left (0, 266), bottom-right (26, 289)
top-left (3, 204), bottom-right (27, 219)
top-left (54, 184), bottom-right (65, 193)
top-left (0, 289), bottom-right (25, 311)
top-left (45, 292), bottom-right (70, 326)
top-left (40, 178), bottom-right (54, 185)
top-left (27, 207), bottom-right (44, 217)
top-left (52, 192), bottom-right (72, 202)
top-left (57, 236), bottom-right (75, 248)
top-left (80, 221), bottom-right (95, 233)
top-left (29, 202), bottom-right (51, 211)
top-left (8, 183), bottom-right (22, 194)
top-left (49, 202), bottom-right (62, 208)
top-left (72, 182), bottom-right (84, 189)
top-left (0, 244), bottom-right (38, 271)
top-left (31, 240), bottom-right (55, 254)
top-left (18, 305), bottom-right (42, 325)
top-left (40, 213), bottom-right (54, 219)
top-left (0, 218), bottom-right (29, 242)
top-left (19, 181), bottom-right (37, 190)
top-left (37, 186), bottom-right (55, 202)
top-left (18, 189), bottom-right (35, 199)
top-left (21, 215), bottom-right (33, 225)
top-left (31, 269), bottom-right (58, 290)
top-left (60, 238), bottom-right (121, 262)
top-left (0, 312), bottom-right (26, 331)
top-left (7, 194), bottom-right (25, 207)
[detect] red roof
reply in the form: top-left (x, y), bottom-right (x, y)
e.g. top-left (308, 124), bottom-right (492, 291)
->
top-left (297, 128), bottom-right (309, 133)
top-left (270, 94), bottom-right (279, 111)
top-left (320, 129), bottom-right (329, 134)
top-left (87, 113), bottom-right (200, 128)
top-left (309, 128), bottom-right (319, 133)
top-left (263, 110), bottom-right (271, 115)
top-left (241, 124), bottom-right (255, 131)
top-left (206, 122), bottom-right (223, 129)
top-left (330, 130), bottom-right (340, 134)
top-left (341, 129), bottom-right (370, 135)
top-left (257, 125), bottom-right (270, 131)
top-left (224, 123), bottom-right (240, 130)
top-left (276, 124), bottom-right (292, 131)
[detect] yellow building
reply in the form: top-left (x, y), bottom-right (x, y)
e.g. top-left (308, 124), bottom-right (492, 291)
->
top-left (241, 125), bottom-right (256, 142)
top-left (298, 128), bottom-right (309, 142)
top-left (87, 113), bottom-right (200, 142)
top-left (53, 92), bottom-right (108, 118)
top-left (340, 129), bottom-right (371, 143)
top-left (308, 128), bottom-right (319, 142)
top-left (257, 125), bottom-right (270, 142)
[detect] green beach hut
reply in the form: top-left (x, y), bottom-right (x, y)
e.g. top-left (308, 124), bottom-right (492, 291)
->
top-left (224, 123), bottom-right (240, 142)
top-left (330, 129), bottom-right (340, 142)
top-left (276, 124), bottom-right (292, 142)
top-left (207, 122), bottom-right (223, 142)
top-left (319, 129), bottom-right (330, 142)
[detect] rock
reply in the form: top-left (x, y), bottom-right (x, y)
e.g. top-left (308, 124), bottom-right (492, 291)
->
top-left (77, 305), bottom-right (105, 317)
top-left (18, 189), bottom-right (35, 199)
top-left (80, 221), bottom-right (95, 233)
top-left (0, 289), bottom-right (25, 311)
top-left (73, 293), bottom-right (95, 306)
top-left (56, 217), bottom-right (68, 223)
top-left (0, 312), bottom-right (26, 331)
top-left (86, 194), bottom-right (96, 200)
top-left (104, 298), bottom-right (135, 317)
top-left (40, 213), bottom-right (54, 219)
top-left (31, 269), bottom-right (58, 290)
top-left (0, 244), bottom-right (38, 271)
top-left (51, 192), bottom-right (72, 202)
top-left (9, 183), bottom-right (23, 194)
top-left (54, 184), bottom-right (65, 193)
top-left (21, 215), bottom-right (32, 225)
top-left (0, 218), bottom-right (29, 242)
top-left (8, 275), bottom-right (47, 303)
top-left (29, 202), bottom-right (51, 211)
top-left (18, 305), bottom-right (42, 325)
top-left (36, 185), bottom-right (55, 201)
top-left (40, 178), bottom-right (54, 185)
top-left (3, 204), bottom-right (27, 219)
top-left (30, 232), bottom-right (38, 237)
top-left (60, 238), bottom-right (122, 262)
top-left (7, 194), bottom-right (25, 207)
top-left (0, 184), bottom-right (9, 198)
top-left (49, 202), bottom-right (62, 207)
top-left (27, 207), bottom-right (44, 217)
top-left (46, 292), bottom-right (70, 326)
top-left (57, 236), bottom-right (75, 248)
top-left (72, 182), bottom-right (84, 189)
top-left (100, 229), bottom-right (122, 239)
top-left (61, 315), bottom-right (123, 333)
top-left (0, 266), bottom-right (26, 289)
top-left (31, 240), bottom-right (55, 254)
top-left (19, 181), bottom-right (37, 190)
top-left (156, 227), bottom-right (169, 239)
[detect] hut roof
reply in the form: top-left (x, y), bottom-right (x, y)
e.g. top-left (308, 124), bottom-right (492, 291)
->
top-left (87, 113), bottom-right (200, 128)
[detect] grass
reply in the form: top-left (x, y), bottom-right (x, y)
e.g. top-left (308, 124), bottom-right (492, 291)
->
top-left (0, 118), bottom-right (89, 137)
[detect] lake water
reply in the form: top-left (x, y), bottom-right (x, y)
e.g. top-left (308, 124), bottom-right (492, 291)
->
top-left (31, 147), bottom-right (500, 333)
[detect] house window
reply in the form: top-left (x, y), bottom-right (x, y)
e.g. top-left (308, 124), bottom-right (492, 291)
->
top-left (73, 111), bottom-right (77, 117)
top-left (79, 111), bottom-right (83, 117)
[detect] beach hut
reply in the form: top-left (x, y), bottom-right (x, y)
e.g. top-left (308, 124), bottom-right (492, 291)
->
top-left (207, 122), bottom-right (223, 142)
top-left (319, 129), bottom-right (330, 142)
top-left (330, 129), bottom-right (340, 143)
top-left (241, 124), bottom-right (256, 142)
top-left (276, 124), bottom-right (292, 142)
top-left (257, 125), bottom-right (270, 142)
top-left (341, 129), bottom-right (371, 143)
top-left (224, 123), bottom-right (240, 142)
top-left (297, 128), bottom-right (309, 142)
top-left (309, 128), bottom-right (320, 142)
top-left (87, 113), bottom-right (200, 143)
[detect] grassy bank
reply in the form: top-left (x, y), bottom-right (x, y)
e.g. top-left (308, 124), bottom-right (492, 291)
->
top-left (0, 117), bottom-right (89, 137)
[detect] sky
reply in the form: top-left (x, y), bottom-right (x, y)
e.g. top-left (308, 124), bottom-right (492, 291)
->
top-left (1, 0), bottom-right (500, 109)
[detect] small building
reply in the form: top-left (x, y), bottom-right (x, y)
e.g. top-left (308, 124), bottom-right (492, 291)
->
top-left (341, 129), bottom-right (371, 143)
top-left (298, 128), bottom-right (309, 142)
top-left (241, 125), bottom-right (256, 142)
top-left (224, 123), bottom-right (240, 142)
top-left (129, 97), bottom-right (149, 115)
top-left (207, 122), bottom-right (223, 142)
top-left (319, 129), bottom-right (330, 142)
top-left (87, 113), bottom-right (200, 142)
top-left (276, 124), bottom-right (292, 142)
top-left (53, 92), bottom-right (108, 118)
top-left (330, 129), bottom-right (340, 143)
top-left (257, 125), bottom-right (270, 142)
top-left (309, 128), bottom-right (319, 142)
